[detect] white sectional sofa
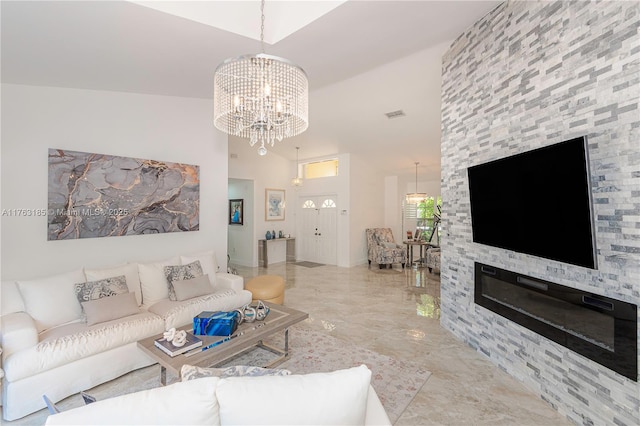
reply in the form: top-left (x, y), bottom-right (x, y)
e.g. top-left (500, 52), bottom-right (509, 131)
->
top-left (0, 250), bottom-right (252, 421)
top-left (44, 365), bottom-right (391, 425)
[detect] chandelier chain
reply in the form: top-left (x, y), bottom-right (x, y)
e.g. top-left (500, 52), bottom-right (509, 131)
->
top-left (213, 0), bottom-right (309, 156)
top-left (260, 0), bottom-right (266, 53)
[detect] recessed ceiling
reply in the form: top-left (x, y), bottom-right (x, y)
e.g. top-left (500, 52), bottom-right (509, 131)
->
top-left (1, 0), bottom-right (502, 183)
top-left (131, 1), bottom-right (347, 44)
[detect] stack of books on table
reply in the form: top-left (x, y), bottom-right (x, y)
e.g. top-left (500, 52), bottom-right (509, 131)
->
top-left (154, 332), bottom-right (202, 357)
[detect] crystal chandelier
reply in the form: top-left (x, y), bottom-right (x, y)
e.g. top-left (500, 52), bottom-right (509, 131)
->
top-left (406, 162), bottom-right (427, 204)
top-left (291, 146), bottom-right (303, 186)
top-left (213, 0), bottom-right (309, 156)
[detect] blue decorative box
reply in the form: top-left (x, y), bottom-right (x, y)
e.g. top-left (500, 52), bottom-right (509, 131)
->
top-left (193, 311), bottom-right (239, 336)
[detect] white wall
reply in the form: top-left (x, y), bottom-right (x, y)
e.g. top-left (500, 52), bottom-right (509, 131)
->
top-left (227, 139), bottom-right (297, 267)
top-left (351, 156), bottom-right (386, 266)
top-left (1, 84), bottom-right (229, 280)
top-left (228, 142), bottom-right (356, 267)
top-left (228, 178), bottom-right (254, 267)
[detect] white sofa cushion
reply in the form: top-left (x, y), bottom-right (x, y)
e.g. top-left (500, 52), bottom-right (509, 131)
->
top-left (82, 292), bottom-right (141, 326)
top-left (16, 269), bottom-right (85, 333)
top-left (45, 377), bottom-right (221, 425)
top-left (1, 280), bottom-right (25, 315)
top-left (216, 365), bottom-right (372, 425)
top-left (180, 250), bottom-right (218, 287)
top-left (85, 263), bottom-right (143, 306)
top-left (3, 311), bottom-right (164, 382)
top-left (148, 288), bottom-right (252, 329)
top-left (0, 312), bottom-right (38, 359)
top-left (138, 256), bottom-right (180, 307)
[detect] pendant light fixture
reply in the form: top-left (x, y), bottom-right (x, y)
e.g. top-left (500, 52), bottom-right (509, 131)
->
top-left (213, 0), bottom-right (309, 156)
top-left (406, 162), bottom-right (426, 204)
top-left (291, 146), bottom-right (303, 186)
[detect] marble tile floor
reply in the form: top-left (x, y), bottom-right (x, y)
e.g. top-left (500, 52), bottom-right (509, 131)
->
top-left (235, 262), bottom-right (572, 425)
top-left (4, 262), bottom-right (572, 425)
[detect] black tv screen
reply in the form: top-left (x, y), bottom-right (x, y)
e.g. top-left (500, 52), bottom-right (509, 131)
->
top-left (467, 136), bottom-right (597, 269)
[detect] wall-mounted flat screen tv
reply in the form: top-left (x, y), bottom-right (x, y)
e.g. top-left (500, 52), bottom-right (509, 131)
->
top-left (467, 136), bottom-right (597, 269)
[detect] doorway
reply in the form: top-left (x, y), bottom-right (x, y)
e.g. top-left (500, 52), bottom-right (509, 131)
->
top-left (297, 195), bottom-right (337, 265)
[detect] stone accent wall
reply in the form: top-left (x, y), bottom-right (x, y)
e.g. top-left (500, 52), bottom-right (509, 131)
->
top-left (440, 1), bottom-right (639, 425)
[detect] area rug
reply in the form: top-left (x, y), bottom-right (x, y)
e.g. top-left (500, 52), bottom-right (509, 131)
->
top-left (9, 327), bottom-right (430, 425)
top-left (294, 261), bottom-right (325, 268)
top-left (219, 327), bottom-right (431, 423)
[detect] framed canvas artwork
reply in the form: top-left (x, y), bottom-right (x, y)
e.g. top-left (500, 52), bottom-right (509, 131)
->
top-left (229, 199), bottom-right (243, 225)
top-left (47, 148), bottom-right (199, 240)
top-left (265, 188), bottom-right (285, 221)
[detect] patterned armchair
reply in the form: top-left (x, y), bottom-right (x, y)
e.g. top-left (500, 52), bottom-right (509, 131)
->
top-left (366, 228), bottom-right (406, 269)
top-left (426, 247), bottom-right (441, 274)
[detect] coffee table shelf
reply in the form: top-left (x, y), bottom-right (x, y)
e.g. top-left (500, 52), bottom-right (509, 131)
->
top-left (137, 302), bottom-right (308, 384)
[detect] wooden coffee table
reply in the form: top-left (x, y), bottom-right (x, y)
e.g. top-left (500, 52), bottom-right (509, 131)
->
top-left (137, 302), bottom-right (308, 385)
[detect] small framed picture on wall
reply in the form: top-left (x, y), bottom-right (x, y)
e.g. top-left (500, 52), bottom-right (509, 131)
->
top-left (265, 188), bottom-right (285, 221)
top-left (229, 199), bottom-right (243, 225)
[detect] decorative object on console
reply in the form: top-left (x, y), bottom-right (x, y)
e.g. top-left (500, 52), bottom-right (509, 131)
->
top-left (265, 188), bottom-right (285, 221)
top-left (291, 146), bottom-right (304, 186)
top-left (405, 162), bottom-right (426, 204)
top-left (213, 0), bottom-right (309, 156)
top-left (266, 230), bottom-right (272, 240)
top-left (47, 148), bottom-right (199, 240)
top-left (229, 199), bottom-right (243, 225)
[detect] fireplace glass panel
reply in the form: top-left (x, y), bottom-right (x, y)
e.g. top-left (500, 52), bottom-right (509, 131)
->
top-left (481, 276), bottom-right (614, 351)
top-left (474, 262), bottom-right (637, 381)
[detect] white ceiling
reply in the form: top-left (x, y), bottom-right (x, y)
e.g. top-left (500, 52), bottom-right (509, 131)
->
top-left (1, 0), bottom-right (501, 182)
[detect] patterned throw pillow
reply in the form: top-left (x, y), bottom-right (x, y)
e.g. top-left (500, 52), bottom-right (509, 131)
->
top-left (74, 275), bottom-right (128, 305)
top-left (181, 364), bottom-right (291, 381)
top-left (164, 261), bottom-right (203, 301)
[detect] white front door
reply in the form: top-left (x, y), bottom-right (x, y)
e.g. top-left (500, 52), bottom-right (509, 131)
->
top-left (298, 195), bottom-right (337, 265)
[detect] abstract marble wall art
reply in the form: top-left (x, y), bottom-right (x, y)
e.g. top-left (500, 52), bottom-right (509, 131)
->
top-left (48, 149), bottom-right (199, 240)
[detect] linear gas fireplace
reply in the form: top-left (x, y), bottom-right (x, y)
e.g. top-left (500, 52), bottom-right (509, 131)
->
top-left (474, 262), bottom-right (637, 381)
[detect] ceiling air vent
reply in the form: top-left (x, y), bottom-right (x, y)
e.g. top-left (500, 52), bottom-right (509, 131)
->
top-left (385, 110), bottom-right (406, 119)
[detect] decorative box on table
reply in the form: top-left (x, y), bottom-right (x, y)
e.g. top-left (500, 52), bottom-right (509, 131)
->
top-left (193, 311), bottom-right (239, 336)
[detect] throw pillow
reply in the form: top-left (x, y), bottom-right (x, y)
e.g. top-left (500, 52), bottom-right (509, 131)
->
top-left (163, 261), bottom-right (203, 301)
top-left (16, 269), bottom-right (85, 333)
top-left (180, 250), bottom-right (218, 287)
top-left (137, 256), bottom-right (181, 307)
top-left (74, 276), bottom-right (129, 306)
top-left (216, 365), bottom-right (372, 425)
top-left (181, 364), bottom-right (291, 381)
top-left (172, 274), bottom-right (213, 301)
top-left (85, 263), bottom-right (143, 306)
top-left (382, 242), bottom-right (398, 249)
top-left (82, 292), bottom-right (140, 326)
top-left (44, 377), bottom-right (220, 426)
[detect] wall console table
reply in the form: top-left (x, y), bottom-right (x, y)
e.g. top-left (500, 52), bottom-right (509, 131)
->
top-left (258, 238), bottom-right (296, 267)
